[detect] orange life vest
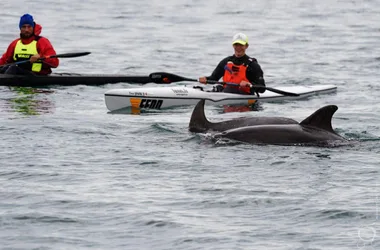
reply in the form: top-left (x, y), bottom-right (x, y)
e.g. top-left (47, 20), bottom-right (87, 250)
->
top-left (223, 62), bottom-right (251, 94)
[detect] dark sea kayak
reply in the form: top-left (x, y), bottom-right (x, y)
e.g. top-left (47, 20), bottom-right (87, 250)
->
top-left (0, 73), bottom-right (151, 87)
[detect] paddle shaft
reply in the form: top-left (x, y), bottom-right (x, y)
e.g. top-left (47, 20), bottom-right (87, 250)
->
top-left (148, 72), bottom-right (300, 96)
top-left (0, 52), bottom-right (91, 69)
top-left (206, 80), bottom-right (299, 97)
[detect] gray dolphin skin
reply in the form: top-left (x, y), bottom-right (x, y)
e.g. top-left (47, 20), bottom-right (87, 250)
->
top-left (189, 99), bottom-right (298, 133)
top-left (213, 105), bottom-right (346, 146)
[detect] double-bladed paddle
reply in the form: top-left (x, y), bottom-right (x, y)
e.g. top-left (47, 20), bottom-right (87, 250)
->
top-left (148, 72), bottom-right (300, 97)
top-left (0, 51), bottom-right (91, 69)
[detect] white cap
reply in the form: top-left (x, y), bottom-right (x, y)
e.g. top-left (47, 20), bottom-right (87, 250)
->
top-left (232, 33), bottom-right (248, 45)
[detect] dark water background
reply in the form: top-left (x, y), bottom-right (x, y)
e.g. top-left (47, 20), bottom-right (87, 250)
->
top-left (1, 1), bottom-right (380, 249)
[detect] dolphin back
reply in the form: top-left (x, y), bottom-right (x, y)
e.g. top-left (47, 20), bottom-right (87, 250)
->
top-left (300, 105), bottom-right (338, 133)
top-left (189, 99), bottom-right (300, 133)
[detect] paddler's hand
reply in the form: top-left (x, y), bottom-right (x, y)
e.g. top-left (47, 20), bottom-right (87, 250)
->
top-left (30, 54), bottom-right (41, 63)
top-left (239, 81), bottom-right (252, 88)
top-left (199, 77), bottom-right (207, 84)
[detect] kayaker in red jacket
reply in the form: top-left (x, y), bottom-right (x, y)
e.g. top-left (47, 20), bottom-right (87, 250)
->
top-left (0, 14), bottom-right (59, 75)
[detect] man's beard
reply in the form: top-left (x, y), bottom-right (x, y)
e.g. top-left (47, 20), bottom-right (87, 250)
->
top-left (20, 32), bottom-right (33, 39)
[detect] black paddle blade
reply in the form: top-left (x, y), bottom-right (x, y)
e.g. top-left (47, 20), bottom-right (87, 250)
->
top-left (149, 72), bottom-right (197, 84)
top-left (48, 52), bottom-right (91, 59)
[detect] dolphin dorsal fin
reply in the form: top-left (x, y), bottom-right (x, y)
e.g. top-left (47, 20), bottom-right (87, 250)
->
top-left (300, 105), bottom-right (338, 132)
top-left (189, 99), bottom-right (211, 132)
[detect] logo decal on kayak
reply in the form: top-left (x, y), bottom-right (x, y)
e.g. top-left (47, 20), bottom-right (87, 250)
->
top-left (130, 98), bottom-right (163, 109)
top-left (171, 88), bottom-right (188, 96)
top-left (128, 91), bottom-right (148, 96)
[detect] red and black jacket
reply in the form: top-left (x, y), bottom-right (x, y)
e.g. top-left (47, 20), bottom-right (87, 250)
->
top-left (206, 54), bottom-right (265, 94)
top-left (0, 23), bottom-right (59, 75)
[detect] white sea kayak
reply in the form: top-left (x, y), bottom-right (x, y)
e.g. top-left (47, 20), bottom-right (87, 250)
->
top-left (104, 84), bottom-right (337, 111)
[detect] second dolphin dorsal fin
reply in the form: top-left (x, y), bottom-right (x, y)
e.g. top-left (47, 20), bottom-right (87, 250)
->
top-left (300, 105), bottom-right (338, 132)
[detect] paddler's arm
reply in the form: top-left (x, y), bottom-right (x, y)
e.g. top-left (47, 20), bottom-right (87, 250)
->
top-left (199, 57), bottom-right (229, 84)
top-left (0, 40), bottom-right (18, 65)
top-left (246, 60), bottom-right (265, 93)
top-left (36, 37), bottom-right (59, 68)
top-left (0, 52), bottom-right (9, 65)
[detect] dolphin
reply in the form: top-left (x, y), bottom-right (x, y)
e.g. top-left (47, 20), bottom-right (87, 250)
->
top-left (189, 99), bottom-right (298, 133)
top-left (213, 105), bottom-right (347, 146)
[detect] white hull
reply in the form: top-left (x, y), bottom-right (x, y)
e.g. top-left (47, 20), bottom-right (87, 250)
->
top-left (104, 85), bottom-right (337, 111)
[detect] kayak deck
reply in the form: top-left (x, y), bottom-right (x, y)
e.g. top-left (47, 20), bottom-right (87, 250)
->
top-left (104, 85), bottom-right (337, 111)
top-left (0, 73), bottom-right (150, 87)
